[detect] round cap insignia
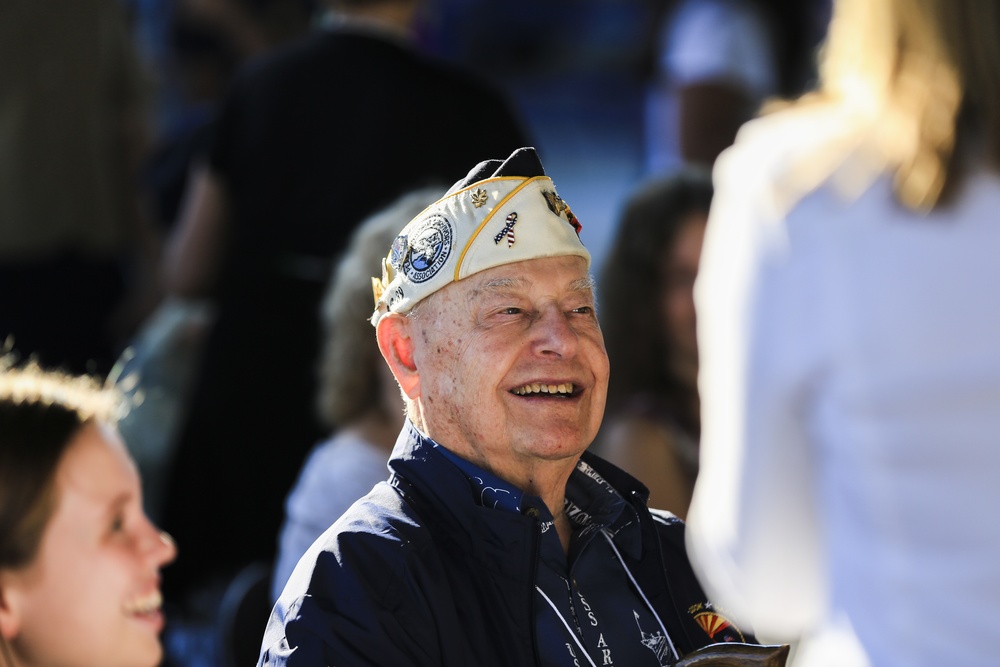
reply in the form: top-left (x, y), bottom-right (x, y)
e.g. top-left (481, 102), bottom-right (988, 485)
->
top-left (402, 214), bottom-right (453, 283)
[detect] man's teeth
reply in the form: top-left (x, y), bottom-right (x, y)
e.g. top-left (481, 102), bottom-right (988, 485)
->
top-left (512, 382), bottom-right (574, 396)
top-left (124, 590), bottom-right (162, 615)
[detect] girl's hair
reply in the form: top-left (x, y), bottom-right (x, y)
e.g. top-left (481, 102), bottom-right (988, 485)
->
top-left (0, 361), bottom-right (121, 572)
top-left (598, 167), bottom-right (713, 429)
top-left (808, 0), bottom-right (1000, 209)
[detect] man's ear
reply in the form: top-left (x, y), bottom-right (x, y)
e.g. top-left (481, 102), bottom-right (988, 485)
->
top-left (376, 313), bottom-right (421, 400)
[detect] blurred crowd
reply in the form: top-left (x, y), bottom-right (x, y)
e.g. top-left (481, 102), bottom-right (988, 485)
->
top-left (12, 0), bottom-right (1000, 666)
top-left (1, 0), bottom-right (830, 663)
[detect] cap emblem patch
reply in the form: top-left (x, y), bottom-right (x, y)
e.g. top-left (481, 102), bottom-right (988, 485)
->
top-left (402, 214), bottom-right (453, 283)
top-left (493, 212), bottom-right (518, 248)
top-left (542, 190), bottom-right (583, 234)
top-left (389, 235), bottom-right (408, 271)
top-left (471, 188), bottom-right (489, 208)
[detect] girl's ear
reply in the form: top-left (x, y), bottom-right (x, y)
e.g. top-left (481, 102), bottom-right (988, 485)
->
top-left (376, 314), bottom-right (421, 400)
top-left (0, 575), bottom-right (24, 641)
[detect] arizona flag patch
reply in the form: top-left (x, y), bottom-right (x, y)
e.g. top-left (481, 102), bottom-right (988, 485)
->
top-left (695, 612), bottom-right (733, 639)
top-left (688, 603), bottom-right (746, 642)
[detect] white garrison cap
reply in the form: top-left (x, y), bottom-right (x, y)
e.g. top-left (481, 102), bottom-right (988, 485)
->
top-left (371, 147), bottom-right (590, 325)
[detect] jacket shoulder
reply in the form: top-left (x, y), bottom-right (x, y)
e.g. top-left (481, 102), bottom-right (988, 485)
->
top-left (260, 482), bottom-right (447, 666)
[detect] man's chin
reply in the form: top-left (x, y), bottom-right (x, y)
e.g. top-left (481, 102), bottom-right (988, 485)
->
top-left (512, 429), bottom-right (593, 462)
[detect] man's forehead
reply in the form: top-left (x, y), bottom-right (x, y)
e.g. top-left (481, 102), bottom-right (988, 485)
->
top-left (467, 259), bottom-right (594, 294)
top-left (475, 275), bottom-right (596, 294)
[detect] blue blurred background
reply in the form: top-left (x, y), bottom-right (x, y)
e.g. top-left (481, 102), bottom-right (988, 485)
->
top-left (127, 0), bottom-right (660, 273)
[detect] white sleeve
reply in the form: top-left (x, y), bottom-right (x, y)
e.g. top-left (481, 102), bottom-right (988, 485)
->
top-left (685, 130), bottom-right (830, 640)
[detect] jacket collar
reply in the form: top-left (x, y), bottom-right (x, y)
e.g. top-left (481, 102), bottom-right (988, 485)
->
top-left (388, 422), bottom-right (651, 559)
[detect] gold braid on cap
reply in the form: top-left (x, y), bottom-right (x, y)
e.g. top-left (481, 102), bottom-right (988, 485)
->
top-left (371, 255), bottom-right (395, 308)
top-left (371, 276), bottom-right (384, 307)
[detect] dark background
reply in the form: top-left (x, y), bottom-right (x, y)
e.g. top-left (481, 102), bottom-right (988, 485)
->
top-left (128, 0), bottom-right (663, 274)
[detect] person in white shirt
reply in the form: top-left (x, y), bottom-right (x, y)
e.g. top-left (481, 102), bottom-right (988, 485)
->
top-left (687, 1), bottom-right (1000, 665)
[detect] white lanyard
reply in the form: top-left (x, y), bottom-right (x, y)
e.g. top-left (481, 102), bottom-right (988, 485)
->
top-left (536, 585), bottom-right (600, 667)
top-left (535, 529), bottom-right (681, 666)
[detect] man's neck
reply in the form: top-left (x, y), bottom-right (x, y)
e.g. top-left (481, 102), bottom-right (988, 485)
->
top-left (493, 456), bottom-right (578, 554)
top-left (409, 418), bottom-right (581, 552)
top-left (480, 453), bottom-right (580, 552)
top-left (553, 507), bottom-right (574, 554)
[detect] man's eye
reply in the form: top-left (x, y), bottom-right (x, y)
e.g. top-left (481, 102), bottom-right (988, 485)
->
top-left (572, 306), bottom-right (594, 315)
top-left (110, 514), bottom-right (125, 533)
top-left (500, 307), bottom-right (522, 315)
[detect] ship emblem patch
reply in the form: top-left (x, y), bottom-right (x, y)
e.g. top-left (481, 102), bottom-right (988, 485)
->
top-left (402, 214), bottom-right (453, 283)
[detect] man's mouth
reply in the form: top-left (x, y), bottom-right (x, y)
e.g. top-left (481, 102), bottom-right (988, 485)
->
top-left (511, 382), bottom-right (576, 397)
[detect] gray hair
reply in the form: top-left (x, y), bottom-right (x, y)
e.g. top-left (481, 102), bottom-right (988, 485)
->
top-left (317, 187), bottom-right (443, 427)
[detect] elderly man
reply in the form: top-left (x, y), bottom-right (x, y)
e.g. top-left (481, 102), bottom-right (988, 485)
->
top-left (259, 148), bottom-right (748, 666)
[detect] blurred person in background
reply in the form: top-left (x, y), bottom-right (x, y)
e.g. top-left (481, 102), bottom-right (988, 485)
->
top-left (0, 361), bottom-right (176, 667)
top-left (143, 0), bottom-right (317, 231)
top-left (0, 0), bottom-right (160, 376)
top-left (594, 167), bottom-right (712, 519)
top-left (116, 0), bottom-right (317, 525)
top-left (643, 0), bottom-right (830, 172)
top-left (158, 0), bottom-right (528, 611)
top-left (270, 186), bottom-right (440, 600)
top-left (688, 0), bottom-right (1000, 665)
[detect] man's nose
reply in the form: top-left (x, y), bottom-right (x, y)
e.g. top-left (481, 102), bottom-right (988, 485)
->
top-left (531, 306), bottom-right (579, 358)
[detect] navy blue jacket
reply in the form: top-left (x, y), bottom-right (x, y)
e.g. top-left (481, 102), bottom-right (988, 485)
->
top-left (259, 423), bottom-right (748, 666)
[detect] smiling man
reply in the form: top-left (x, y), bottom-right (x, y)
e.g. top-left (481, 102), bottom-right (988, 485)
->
top-left (259, 148), bottom-right (748, 666)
